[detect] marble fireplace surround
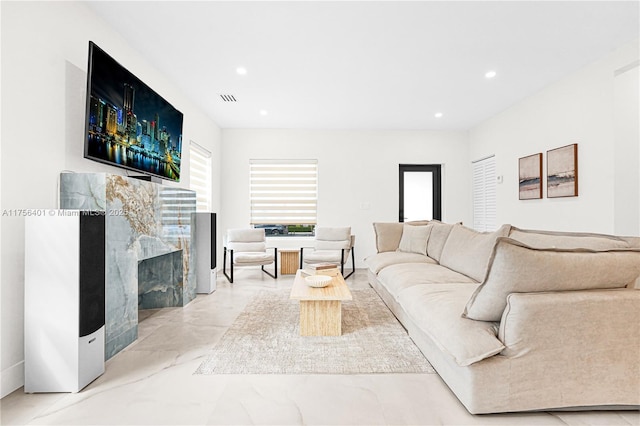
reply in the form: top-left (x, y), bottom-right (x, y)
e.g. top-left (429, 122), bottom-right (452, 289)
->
top-left (60, 173), bottom-right (197, 359)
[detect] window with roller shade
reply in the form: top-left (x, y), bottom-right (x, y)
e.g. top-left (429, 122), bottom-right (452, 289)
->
top-left (249, 159), bottom-right (317, 236)
top-left (189, 141), bottom-right (212, 212)
top-left (472, 155), bottom-right (497, 232)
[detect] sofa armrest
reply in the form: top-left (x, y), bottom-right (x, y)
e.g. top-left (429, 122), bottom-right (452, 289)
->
top-left (498, 289), bottom-right (640, 376)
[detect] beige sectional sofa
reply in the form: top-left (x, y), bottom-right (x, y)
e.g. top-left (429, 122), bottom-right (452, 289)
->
top-left (365, 221), bottom-right (640, 414)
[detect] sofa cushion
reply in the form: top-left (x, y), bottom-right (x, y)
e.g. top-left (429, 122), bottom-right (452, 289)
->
top-left (228, 228), bottom-right (265, 243)
top-left (439, 224), bottom-right (511, 282)
top-left (426, 221), bottom-right (455, 262)
top-left (227, 229), bottom-right (267, 253)
top-left (378, 263), bottom-right (477, 299)
top-left (373, 222), bottom-right (404, 253)
top-left (364, 251), bottom-right (436, 274)
top-left (303, 250), bottom-right (343, 263)
top-left (463, 237), bottom-right (640, 321)
top-left (234, 251), bottom-right (275, 264)
top-left (398, 284), bottom-right (505, 367)
top-left (498, 289), bottom-right (640, 358)
top-left (315, 226), bottom-right (351, 241)
top-left (397, 224), bottom-right (432, 255)
top-left (314, 227), bottom-right (351, 250)
top-left (509, 227), bottom-right (630, 250)
top-left (228, 242), bottom-right (266, 252)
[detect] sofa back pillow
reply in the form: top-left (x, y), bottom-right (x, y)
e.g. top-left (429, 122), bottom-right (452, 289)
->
top-left (397, 224), bottom-right (432, 255)
top-left (406, 220), bottom-right (432, 226)
top-left (439, 224), bottom-right (511, 282)
top-left (373, 222), bottom-right (404, 253)
top-left (463, 237), bottom-right (640, 321)
top-left (509, 227), bottom-right (630, 250)
top-left (426, 221), bottom-right (455, 262)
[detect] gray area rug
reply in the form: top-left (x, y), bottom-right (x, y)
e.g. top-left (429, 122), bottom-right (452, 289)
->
top-left (194, 288), bottom-right (435, 375)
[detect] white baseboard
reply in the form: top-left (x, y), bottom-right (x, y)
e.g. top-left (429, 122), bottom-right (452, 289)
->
top-left (1, 361), bottom-right (24, 398)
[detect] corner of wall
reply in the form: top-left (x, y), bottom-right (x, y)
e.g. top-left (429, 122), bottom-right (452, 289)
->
top-left (1, 361), bottom-right (24, 398)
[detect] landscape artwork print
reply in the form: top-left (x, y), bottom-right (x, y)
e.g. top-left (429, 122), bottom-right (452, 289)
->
top-left (547, 144), bottom-right (578, 198)
top-left (518, 153), bottom-right (543, 200)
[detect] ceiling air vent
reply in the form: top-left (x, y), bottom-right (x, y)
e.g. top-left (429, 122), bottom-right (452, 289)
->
top-left (220, 94), bottom-right (237, 102)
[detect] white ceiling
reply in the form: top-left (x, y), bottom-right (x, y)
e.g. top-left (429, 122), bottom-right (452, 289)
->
top-left (87, 1), bottom-right (639, 130)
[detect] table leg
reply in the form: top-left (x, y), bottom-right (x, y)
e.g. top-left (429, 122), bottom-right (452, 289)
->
top-left (299, 300), bottom-right (341, 336)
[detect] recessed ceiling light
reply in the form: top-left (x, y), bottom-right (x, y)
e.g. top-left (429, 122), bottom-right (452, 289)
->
top-left (259, 109), bottom-right (268, 116)
top-left (485, 70), bottom-right (497, 79)
top-left (434, 112), bottom-right (443, 118)
top-left (236, 67), bottom-right (247, 75)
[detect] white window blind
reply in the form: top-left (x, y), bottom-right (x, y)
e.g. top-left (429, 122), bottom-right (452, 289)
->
top-left (189, 141), bottom-right (212, 212)
top-left (472, 156), bottom-right (497, 232)
top-left (159, 188), bottom-right (197, 243)
top-left (250, 159), bottom-right (318, 225)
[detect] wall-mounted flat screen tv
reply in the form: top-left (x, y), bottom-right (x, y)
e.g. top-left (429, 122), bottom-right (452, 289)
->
top-left (84, 41), bottom-right (183, 182)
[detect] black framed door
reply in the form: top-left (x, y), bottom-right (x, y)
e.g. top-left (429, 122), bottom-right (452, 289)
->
top-left (399, 164), bottom-right (442, 222)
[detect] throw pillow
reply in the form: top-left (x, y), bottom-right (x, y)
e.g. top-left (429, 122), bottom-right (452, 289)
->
top-left (463, 237), bottom-right (640, 322)
top-left (406, 220), bottom-right (432, 226)
top-left (397, 224), bottom-right (431, 255)
top-left (426, 221), bottom-right (455, 262)
top-left (439, 224), bottom-right (511, 282)
top-left (373, 222), bottom-right (404, 253)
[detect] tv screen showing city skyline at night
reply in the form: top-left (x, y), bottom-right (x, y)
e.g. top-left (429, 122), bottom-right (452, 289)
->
top-left (84, 41), bottom-right (184, 182)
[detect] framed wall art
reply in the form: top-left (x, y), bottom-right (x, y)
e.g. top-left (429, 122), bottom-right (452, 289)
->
top-left (547, 143), bottom-right (578, 198)
top-left (518, 153), bottom-right (543, 200)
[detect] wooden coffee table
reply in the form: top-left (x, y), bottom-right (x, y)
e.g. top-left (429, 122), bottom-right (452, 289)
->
top-left (289, 270), bottom-right (352, 336)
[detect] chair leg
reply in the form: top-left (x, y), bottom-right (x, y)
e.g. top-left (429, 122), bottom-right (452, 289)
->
top-left (261, 247), bottom-right (278, 279)
top-left (223, 247), bottom-right (234, 283)
top-left (343, 247), bottom-right (355, 279)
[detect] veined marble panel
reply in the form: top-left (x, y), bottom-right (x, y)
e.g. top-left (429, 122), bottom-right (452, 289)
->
top-left (60, 173), bottom-right (196, 359)
top-left (59, 173), bottom-right (106, 210)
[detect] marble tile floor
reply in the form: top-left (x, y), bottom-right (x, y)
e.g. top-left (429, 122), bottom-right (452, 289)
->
top-left (2, 269), bottom-right (638, 425)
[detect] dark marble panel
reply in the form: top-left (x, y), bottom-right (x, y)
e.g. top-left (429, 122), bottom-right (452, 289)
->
top-left (138, 250), bottom-right (183, 309)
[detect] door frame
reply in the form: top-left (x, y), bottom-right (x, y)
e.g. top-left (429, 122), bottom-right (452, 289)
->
top-left (399, 164), bottom-right (442, 222)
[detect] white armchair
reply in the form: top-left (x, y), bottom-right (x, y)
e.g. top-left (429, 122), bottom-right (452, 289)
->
top-left (300, 226), bottom-right (355, 279)
top-left (223, 228), bottom-right (277, 283)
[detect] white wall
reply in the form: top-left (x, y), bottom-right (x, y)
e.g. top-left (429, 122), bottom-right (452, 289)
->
top-left (613, 63), bottom-right (640, 236)
top-left (221, 129), bottom-right (471, 264)
top-left (469, 40), bottom-right (640, 234)
top-left (0, 2), bottom-right (221, 397)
